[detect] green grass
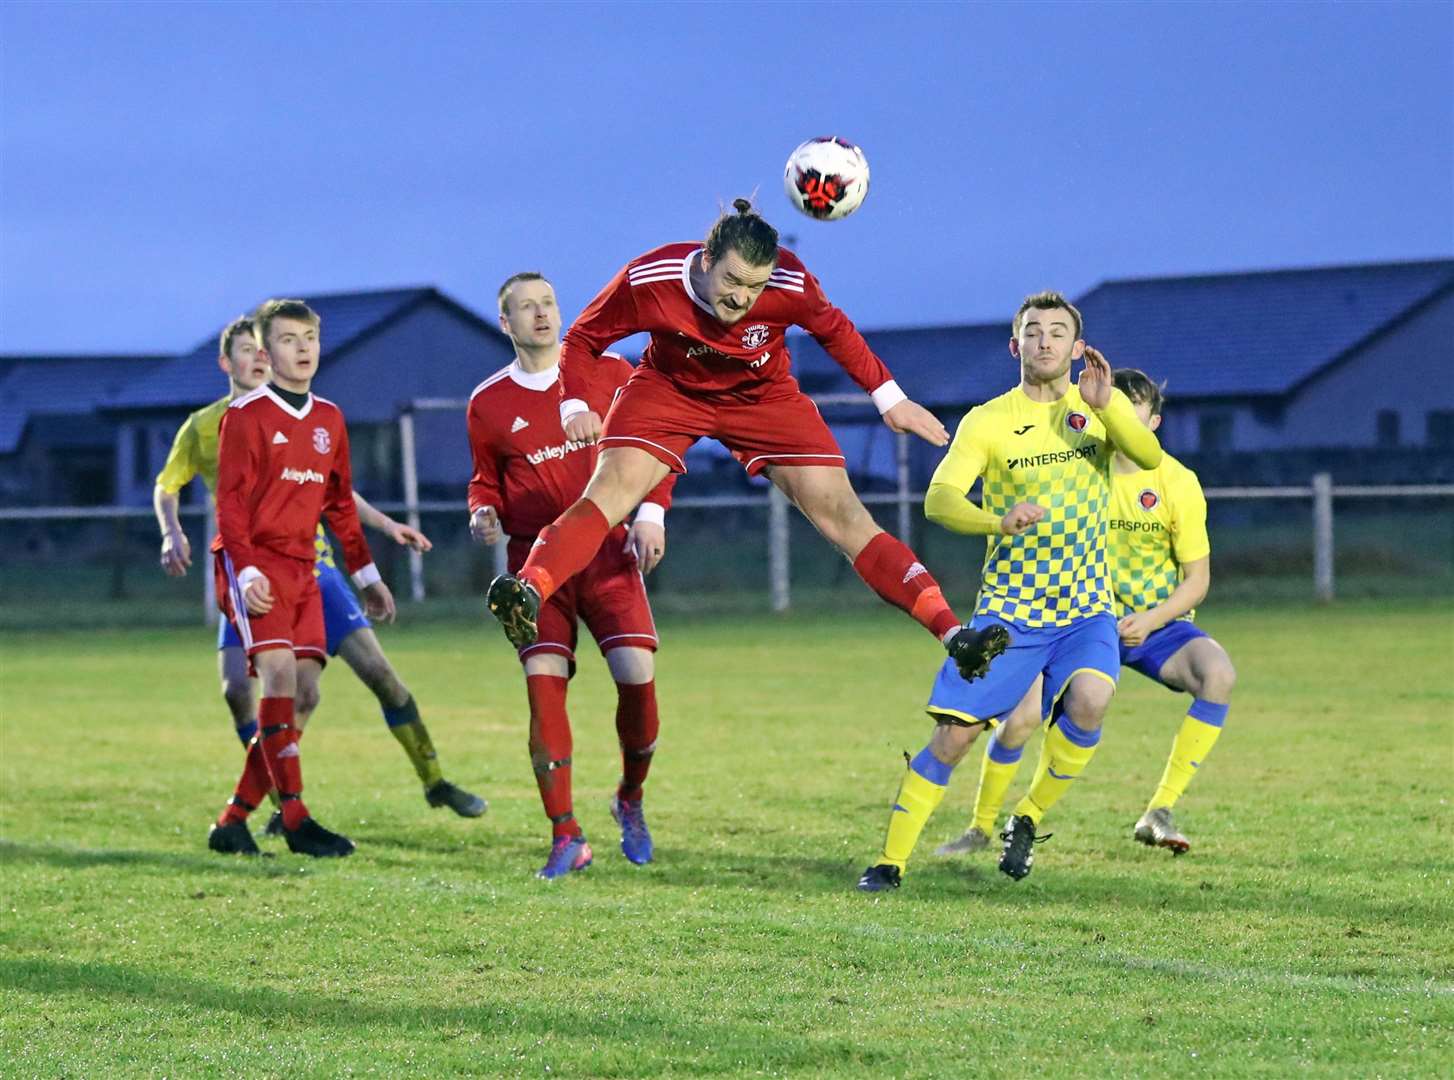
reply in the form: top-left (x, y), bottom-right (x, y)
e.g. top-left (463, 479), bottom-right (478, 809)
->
top-left (2, 601), bottom-right (1452, 1076)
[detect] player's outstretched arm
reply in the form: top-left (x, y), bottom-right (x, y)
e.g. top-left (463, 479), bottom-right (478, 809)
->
top-left (559, 265), bottom-right (640, 444)
top-left (153, 484), bottom-right (191, 577)
top-left (353, 491), bottom-right (432, 552)
top-left (1080, 347), bottom-right (1162, 469)
top-left (882, 398), bottom-right (949, 447)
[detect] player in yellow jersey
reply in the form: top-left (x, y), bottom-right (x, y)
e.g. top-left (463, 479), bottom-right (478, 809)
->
top-left (935, 369), bottom-right (1235, 857)
top-left (857, 291), bottom-right (1162, 890)
top-left (154, 317), bottom-right (486, 838)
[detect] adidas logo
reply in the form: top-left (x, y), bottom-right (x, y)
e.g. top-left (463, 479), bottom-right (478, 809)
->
top-left (511, 416), bottom-right (530, 433)
top-left (277, 743), bottom-right (301, 759)
top-left (902, 562), bottom-right (929, 584)
top-left (272, 431), bottom-right (289, 444)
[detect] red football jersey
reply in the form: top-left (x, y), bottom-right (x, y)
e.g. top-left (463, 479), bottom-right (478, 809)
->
top-left (467, 354), bottom-right (674, 539)
top-left (214, 385), bottom-right (376, 583)
top-left (559, 242), bottom-right (902, 413)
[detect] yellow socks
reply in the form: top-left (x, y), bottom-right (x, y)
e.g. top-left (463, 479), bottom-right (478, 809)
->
top-left (1014, 715), bottom-right (1101, 826)
top-left (384, 696), bottom-right (445, 788)
top-left (972, 731), bottom-right (1025, 835)
top-left (1148, 699), bottom-right (1228, 811)
top-left (879, 746), bottom-right (954, 871)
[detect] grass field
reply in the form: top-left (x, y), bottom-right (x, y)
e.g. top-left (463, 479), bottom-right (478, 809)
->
top-left (2, 601), bottom-right (1452, 1076)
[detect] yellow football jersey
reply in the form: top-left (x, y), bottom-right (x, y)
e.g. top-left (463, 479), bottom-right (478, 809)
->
top-left (1107, 452), bottom-right (1209, 619)
top-left (933, 384), bottom-right (1123, 629)
top-left (155, 395), bottom-right (229, 494)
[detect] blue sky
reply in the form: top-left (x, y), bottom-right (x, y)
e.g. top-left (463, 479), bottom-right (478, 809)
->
top-left (1, 0), bottom-right (1450, 354)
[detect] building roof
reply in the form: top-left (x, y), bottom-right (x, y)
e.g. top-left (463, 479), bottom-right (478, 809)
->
top-left (107, 286), bottom-right (505, 412)
top-left (1073, 258), bottom-right (1454, 399)
top-left (0, 354), bottom-right (171, 453)
top-left (793, 258), bottom-right (1454, 407)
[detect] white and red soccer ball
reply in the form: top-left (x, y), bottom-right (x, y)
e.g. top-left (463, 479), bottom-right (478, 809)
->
top-left (783, 137), bottom-right (870, 221)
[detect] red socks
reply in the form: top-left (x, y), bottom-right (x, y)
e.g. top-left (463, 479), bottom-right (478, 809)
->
top-left (851, 532), bottom-right (960, 640)
top-left (614, 681), bottom-right (659, 802)
top-left (526, 674), bottom-right (579, 838)
top-left (218, 696), bottom-right (309, 828)
top-left (519, 499), bottom-right (612, 602)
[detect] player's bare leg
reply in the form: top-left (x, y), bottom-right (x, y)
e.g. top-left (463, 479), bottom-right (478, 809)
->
top-left (605, 646), bottom-right (658, 865)
top-left (489, 446), bottom-right (667, 646)
top-left (336, 628), bottom-right (486, 816)
top-left (218, 645), bottom-right (258, 747)
top-left (765, 463), bottom-right (1007, 680)
top-left (1135, 638), bottom-right (1236, 853)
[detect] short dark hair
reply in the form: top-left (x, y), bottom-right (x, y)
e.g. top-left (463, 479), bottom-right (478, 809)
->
top-left (252, 299), bottom-right (320, 347)
top-left (704, 198), bottom-right (779, 267)
top-left (1113, 368), bottom-right (1165, 416)
top-left (218, 316), bottom-right (255, 359)
top-left (497, 271), bottom-right (552, 314)
top-left (1012, 290), bottom-right (1083, 340)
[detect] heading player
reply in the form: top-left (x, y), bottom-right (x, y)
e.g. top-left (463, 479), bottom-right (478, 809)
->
top-left (936, 369), bottom-right (1236, 856)
top-left (208, 299), bottom-right (391, 858)
top-left (484, 200), bottom-right (1006, 681)
top-left (856, 291), bottom-right (1163, 891)
top-left (156, 318), bottom-right (484, 831)
top-left (469, 272), bottom-right (672, 879)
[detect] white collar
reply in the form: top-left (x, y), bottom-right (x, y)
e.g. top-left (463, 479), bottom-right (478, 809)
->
top-left (263, 384), bottom-right (314, 420)
top-left (681, 247), bottom-right (717, 317)
top-left (508, 359), bottom-right (560, 391)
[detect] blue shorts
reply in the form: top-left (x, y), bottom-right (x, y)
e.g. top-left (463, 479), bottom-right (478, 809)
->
top-left (927, 613), bottom-right (1120, 726)
top-left (217, 560), bottom-right (369, 657)
top-left (1120, 619), bottom-right (1208, 687)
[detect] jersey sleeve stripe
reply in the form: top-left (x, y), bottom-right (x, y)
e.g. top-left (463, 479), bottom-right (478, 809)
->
top-left (628, 272), bottom-right (685, 287)
top-left (766, 281), bottom-right (805, 293)
top-left (468, 366), bottom-right (514, 402)
top-left (630, 257), bottom-right (687, 274)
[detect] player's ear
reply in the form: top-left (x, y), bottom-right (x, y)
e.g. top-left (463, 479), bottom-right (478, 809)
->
top-left (1149, 413), bottom-right (1162, 433)
top-left (1008, 337), bottom-right (1020, 359)
top-left (216, 353), bottom-right (230, 376)
top-left (1071, 340), bottom-right (1086, 360)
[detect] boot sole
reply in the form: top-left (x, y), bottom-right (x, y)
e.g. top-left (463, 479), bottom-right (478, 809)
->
top-left (487, 578), bottom-right (539, 647)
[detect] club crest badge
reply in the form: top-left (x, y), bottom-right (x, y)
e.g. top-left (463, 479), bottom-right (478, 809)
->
top-left (313, 427), bottom-right (331, 454)
top-left (1139, 488), bottom-right (1159, 511)
top-left (1066, 411), bottom-right (1088, 432)
top-left (741, 323), bottom-right (770, 349)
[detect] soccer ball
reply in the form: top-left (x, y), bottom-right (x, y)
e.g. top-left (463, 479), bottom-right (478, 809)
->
top-left (783, 137), bottom-right (870, 221)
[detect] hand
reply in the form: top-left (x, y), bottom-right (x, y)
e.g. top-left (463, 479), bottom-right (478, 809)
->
top-left (160, 530), bottom-right (191, 577)
top-left (1000, 502), bottom-right (1045, 535)
top-left (1117, 610), bottom-right (1164, 647)
top-left (882, 399), bottom-right (949, 447)
top-left (1077, 346), bottom-right (1113, 409)
top-left (362, 581), bottom-right (397, 624)
top-left (627, 519), bottom-right (667, 574)
top-left (243, 574), bottom-right (274, 615)
top-left (470, 506), bottom-right (502, 545)
top-left (384, 519), bottom-right (432, 552)
top-left (564, 410), bottom-right (603, 445)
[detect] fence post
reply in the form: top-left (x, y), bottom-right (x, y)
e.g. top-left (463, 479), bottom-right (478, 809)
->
top-left (769, 484), bottom-right (791, 612)
top-left (1312, 472), bottom-right (1334, 603)
top-left (895, 431), bottom-right (912, 544)
top-left (203, 498), bottom-right (218, 626)
top-left (493, 537), bottom-right (508, 579)
top-left (397, 409), bottom-right (426, 602)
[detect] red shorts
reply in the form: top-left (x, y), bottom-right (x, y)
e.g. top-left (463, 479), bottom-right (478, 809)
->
top-left (215, 549), bottom-right (326, 663)
top-left (507, 526), bottom-right (658, 669)
top-left (600, 366), bottom-right (844, 476)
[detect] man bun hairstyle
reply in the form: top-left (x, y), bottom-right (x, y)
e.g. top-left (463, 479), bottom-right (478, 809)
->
top-left (1012, 290), bottom-right (1083, 340)
top-left (497, 271), bottom-right (552, 314)
top-left (1113, 368), bottom-right (1166, 417)
top-left (705, 198), bottom-right (779, 267)
top-left (252, 298), bottom-right (321, 347)
top-left (218, 315), bottom-right (256, 359)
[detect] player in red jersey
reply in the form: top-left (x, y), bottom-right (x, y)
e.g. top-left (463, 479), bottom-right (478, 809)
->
top-left (469, 272), bottom-right (672, 879)
top-left (486, 201), bottom-right (1007, 679)
top-left (208, 299), bottom-right (393, 858)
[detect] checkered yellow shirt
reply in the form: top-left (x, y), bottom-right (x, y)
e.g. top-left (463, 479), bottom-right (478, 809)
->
top-left (934, 385), bottom-right (1124, 629)
top-left (1108, 452), bottom-right (1209, 619)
